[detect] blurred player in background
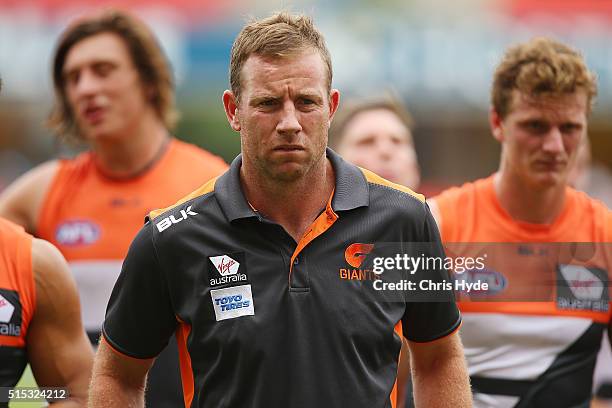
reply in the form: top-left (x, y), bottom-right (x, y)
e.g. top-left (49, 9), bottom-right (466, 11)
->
top-left (0, 78), bottom-right (93, 407)
top-left (0, 10), bottom-right (227, 407)
top-left (330, 97), bottom-right (420, 190)
top-left (330, 97), bottom-right (421, 407)
top-left (569, 137), bottom-right (612, 406)
top-left (430, 37), bottom-right (612, 407)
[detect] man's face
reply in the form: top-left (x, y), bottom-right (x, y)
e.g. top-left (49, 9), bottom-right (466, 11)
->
top-left (491, 91), bottom-right (588, 190)
top-left (63, 32), bottom-right (151, 142)
top-left (336, 109), bottom-right (420, 189)
top-left (224, 50), bottom-right (339, 182)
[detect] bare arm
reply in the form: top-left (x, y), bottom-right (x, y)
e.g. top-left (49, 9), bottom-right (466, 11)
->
top-left (396, 337), bottom-right (412, 406)
top-left (0, 160), bottom-right (58, 234)
top-left (27, 238), bottom-right (94, 407)
top-left (408, 332), bottom-right (472, 408)
top-left (88, 340), bottom-right (154, 408)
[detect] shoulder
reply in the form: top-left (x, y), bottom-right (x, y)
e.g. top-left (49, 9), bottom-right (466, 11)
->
top-left (148, 175), bottom-right (219, 225)
top-left (30, 238), bottom-right (78, 313)
top-left (360, 167), bottom-right (425, 204)
top-left (31, 238), bottom-right (72, 286)
top-left (0, 160), bottom-right (61, 233)
top-left (567, 187), bottom-right (612, 240)
top-left (170, 139), bottom-right (228, 169)
top-left (0, 216), bottom-right (27, 236)
top-left (433, 177), bottom-right (491, 217)
top-left (433, 178), bottom-right (484, 206)
top-left (5, 160), bottom-right (61, 193)
top-left (357, 168), bottom-right (436, 238)
top-left (430, 176), bottom-right (492, 240)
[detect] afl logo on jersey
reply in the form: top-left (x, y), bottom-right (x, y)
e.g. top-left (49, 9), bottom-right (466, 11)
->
top-left (456, 268), bottom-right (507, 296)
top-left (55, 220), bottom-right (100, 246)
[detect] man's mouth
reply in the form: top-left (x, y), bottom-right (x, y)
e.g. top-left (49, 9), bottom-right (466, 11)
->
top-left (83, 106), bottom-right (106, 124)
top-left (273, 145), bottom-right (305, 152)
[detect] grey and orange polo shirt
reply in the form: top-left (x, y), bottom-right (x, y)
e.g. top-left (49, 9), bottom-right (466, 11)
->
top-left (102, 148), bottom-right (461, 408)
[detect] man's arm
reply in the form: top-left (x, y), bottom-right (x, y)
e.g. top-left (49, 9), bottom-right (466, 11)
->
top-left (91, 222), bottom-right (178, 407)
top-left (89, 340), bottom-right (154, 408)
top-left (0, 160), bottom-right (58, 233)
top-left (408, 332), bottom-right (472, 408)
top-left (396, 338), bottom-right (412, 406)
top-left (27, 238), bottom-right (94, 407)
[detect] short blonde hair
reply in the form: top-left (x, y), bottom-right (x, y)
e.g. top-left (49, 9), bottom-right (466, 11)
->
top-left (329, 97), bottom-right (414, 149)
top-left (229, 12), bottom-right (332, 101)
top-left (49, 9), bottom-right (177, 143)
top-left (492, 37), bottom-right (597, 118)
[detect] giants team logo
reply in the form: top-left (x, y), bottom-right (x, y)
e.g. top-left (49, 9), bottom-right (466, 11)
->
top-left (208, 252), bottom-right (249, 287)
top-left (0, 289), bottom-right (22, 337)
top-left (55, 220), bottom-right (100, 246)
top-left (340, 243), bottom-right (379, 281)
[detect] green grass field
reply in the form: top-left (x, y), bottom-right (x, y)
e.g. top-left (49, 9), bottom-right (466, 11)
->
top-left (9, 365), bottom-right (43, 408)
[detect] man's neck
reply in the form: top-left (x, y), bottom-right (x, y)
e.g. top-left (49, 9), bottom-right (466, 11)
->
top-left (91, 114), bottom-right (169, 179)
top-left (494, 171), bottom-right (567, 225)
top-left (241, 157), bottom-right (335, 242)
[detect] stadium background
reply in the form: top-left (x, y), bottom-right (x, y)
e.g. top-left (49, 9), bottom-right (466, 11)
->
top-left (0, 0), bottom-right (610, 406)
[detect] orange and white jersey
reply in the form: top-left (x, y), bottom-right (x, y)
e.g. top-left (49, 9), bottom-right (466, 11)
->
top-left (435, 174), bottom-right (612, 408)
top-left (0, 217), bottom-right (35, 387)
top-left (36, 139), bottom-right (227, 333)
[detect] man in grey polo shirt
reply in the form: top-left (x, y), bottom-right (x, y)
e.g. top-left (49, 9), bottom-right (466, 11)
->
top-left (90, 12), bottom-right (472, 408)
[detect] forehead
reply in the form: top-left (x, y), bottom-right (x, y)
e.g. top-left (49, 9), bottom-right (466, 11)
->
top-left (507, 90), bottom-right (589, 121)
top-left (343, 109), bottom-right (412, 141)
top-left (240, 50), bottom-right (328, 97)
top-left (63, 32), bottom-right (134, 73)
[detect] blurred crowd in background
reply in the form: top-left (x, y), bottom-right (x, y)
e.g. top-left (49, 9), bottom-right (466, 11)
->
top-left (1, 0), bottom-right (611, 197)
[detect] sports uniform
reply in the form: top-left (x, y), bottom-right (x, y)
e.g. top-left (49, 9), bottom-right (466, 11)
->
top-left (0, 218), bottom-right (35, 402)
top-left (103, 149), bottom-right (461, 408)
top-left (36, 138), bottom-right (227, 405)
top-left (435, 174), bottom-right (612, 407)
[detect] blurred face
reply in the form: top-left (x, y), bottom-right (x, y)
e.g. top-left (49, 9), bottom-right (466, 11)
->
top-left (224, 50), bottom-right (339, 182)
top-left (63, 32), bottom-right (150, 142)
top-left (491, 90), bottom-right (588, 190)
top-left (337, 109), bottom-right (420, 189)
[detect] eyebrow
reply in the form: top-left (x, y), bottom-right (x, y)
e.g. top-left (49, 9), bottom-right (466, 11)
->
top-left (249, 95), bottom-right (279, 105)
top-left (63, 59), bottom-right (116, 76)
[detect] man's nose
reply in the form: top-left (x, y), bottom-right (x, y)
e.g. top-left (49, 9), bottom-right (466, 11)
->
top-left (377, 137), bottom-right (395, 160)
top-left (73, 70), bottom-right (101, 97)
top-left (542, 127), bottom-right (565, 154)
top-left (276, 102), bottom-right (302, 135)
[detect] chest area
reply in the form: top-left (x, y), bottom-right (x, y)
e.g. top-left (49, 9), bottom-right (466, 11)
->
top-left (159, 215), bottom-right (408, 345)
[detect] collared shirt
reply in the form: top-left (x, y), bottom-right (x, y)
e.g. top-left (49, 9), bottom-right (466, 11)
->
top-left (103, 148), bottom-right (460, 408)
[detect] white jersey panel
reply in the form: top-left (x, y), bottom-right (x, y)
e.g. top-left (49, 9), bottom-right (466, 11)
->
top-left (473, 393), bottom-right (519, 408)
top-left (461, 313), bottom-right (593, 379)
top-left (69, 260), bottom-right (123, 331)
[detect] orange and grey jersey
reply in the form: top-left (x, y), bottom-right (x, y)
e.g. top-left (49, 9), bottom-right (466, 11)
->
top-left (103, 149), bottom-right (461, 408)
top-left (0, 218), bottom-right (35, 393)
top-left (36, 139), bottom-right (227, 337)
top-left (435, 175), bottom-right (612, 408)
